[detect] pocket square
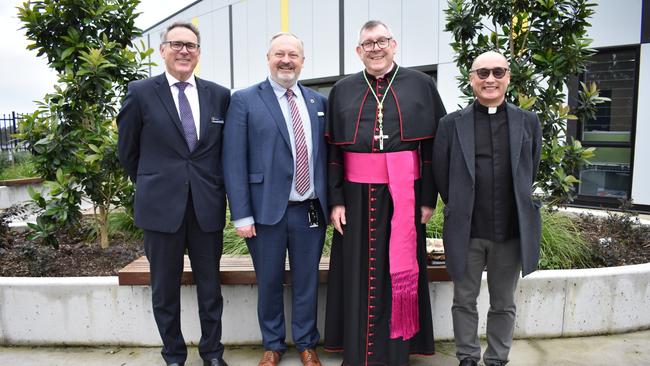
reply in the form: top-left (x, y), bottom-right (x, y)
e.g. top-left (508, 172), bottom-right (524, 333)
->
top-left (211, 117), bottom-right (224, 124)
top-left (317, 111), bottom-right (325, 117)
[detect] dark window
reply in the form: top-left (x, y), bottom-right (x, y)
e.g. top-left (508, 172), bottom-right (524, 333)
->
top-left (574, 47), bottom-right (639, 203)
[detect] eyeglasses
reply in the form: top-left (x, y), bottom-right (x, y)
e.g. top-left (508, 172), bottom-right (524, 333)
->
top-left (359, 37), bottom-right (392, 52)
top-left (470, 67), bottom-right (509, 79)
top-left (162, 41), bottom-right (200, 52)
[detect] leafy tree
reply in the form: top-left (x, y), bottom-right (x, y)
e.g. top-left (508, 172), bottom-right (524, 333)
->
top-left (17, 0), bottom-right (153, 248)
top-left (445, 0), bottom-right (609, 206)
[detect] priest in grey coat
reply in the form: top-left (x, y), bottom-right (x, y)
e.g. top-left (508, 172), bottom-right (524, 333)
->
top-left (433, 51), bottom-right (542, 366)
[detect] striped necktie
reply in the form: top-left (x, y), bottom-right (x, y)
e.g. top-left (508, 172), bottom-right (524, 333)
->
top-left (285, 89), bottom-right (310, 195)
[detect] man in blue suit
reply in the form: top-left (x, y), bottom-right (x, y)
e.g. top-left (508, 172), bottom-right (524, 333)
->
top-left (117, 22), bottom-right (230, 366)
top-left (223, 32), bottom-right (328, 366)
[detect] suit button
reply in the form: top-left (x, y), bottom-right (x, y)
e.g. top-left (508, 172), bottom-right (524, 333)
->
top-left (185, 181), bottom-right (189, 185)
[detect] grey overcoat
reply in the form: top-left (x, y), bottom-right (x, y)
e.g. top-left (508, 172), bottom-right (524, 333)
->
top-left (433, 102), bottom-right (542, 281)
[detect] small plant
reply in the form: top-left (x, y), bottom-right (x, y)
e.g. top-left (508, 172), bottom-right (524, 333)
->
top-left (26, 169), bottom-right (82, 248)
top-left (539, 209), bottom-right (596, 269)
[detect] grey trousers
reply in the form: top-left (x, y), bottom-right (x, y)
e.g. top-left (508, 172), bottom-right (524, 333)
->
top-left (452, 237), bottom-right (521, 366)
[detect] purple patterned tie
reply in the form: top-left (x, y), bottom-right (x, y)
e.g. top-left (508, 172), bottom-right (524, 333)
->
top-left (175, 82), bottom-right (198, 151)
top-left (285, 89), bottom-right (310, 195)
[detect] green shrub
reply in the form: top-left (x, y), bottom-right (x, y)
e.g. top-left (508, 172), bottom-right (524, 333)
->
top-left (539, 209), bottom-right (596, 269)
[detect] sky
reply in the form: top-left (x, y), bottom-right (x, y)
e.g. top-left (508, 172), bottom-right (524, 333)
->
top-left (0, 0), bottom-right (195, 114)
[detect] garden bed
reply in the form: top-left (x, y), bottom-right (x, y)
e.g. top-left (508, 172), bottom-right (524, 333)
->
top-left (0, 208), bottom-right (649, 278)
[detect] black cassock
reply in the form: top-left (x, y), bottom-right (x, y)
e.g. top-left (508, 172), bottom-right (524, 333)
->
top-left (324, 65), bottom-right (446, 365)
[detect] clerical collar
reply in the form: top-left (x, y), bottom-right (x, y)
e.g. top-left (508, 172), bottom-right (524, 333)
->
top-left (365, 63), bottom-right (397, 81)
top-left (474, 100), bottom-right (506, 115)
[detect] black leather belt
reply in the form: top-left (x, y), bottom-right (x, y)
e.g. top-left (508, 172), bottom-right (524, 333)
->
top-left (288, 199), bottom-right (315, 206)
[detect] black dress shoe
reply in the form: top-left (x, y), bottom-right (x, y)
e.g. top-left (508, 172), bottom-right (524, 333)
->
top-left (204, 358), bottom-right (228, 366)
top-left (459, 359), bottom-right (478, 366)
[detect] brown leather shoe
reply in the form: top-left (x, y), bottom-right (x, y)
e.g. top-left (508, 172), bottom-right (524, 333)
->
top-left (299, 349), bottom-right (322, 366)
top-left (258, 350), bottom-right (281, 366)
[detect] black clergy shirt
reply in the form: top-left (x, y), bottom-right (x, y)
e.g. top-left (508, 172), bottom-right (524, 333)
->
top-left (471, 100), bottom-right (518, 242)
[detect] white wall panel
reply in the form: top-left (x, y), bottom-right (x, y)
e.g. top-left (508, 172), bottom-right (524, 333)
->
top-left (290, 0), bottom-right (339, 80)
top-left (436, 62), bottom-right (465, 113)
top-left (402, 0), bottom-right (438, 67)
top-left (590, 0), bottom-right (642, 48)
top-left (343, 1), bottom-right (369, 74)
top-left (438, 0), bottom-right (455, 64)
top-left (199, 7), bottom-right (231, 87)
top-left (231, 2), bottom-right (249, 89)
top-left (631, 43), bottom-right (650, 205)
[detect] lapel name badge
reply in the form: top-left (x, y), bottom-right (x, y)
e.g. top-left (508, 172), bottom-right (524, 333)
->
top-left (211, 117), bottom-right (224, 124)
top-left (317, 111), bottom-right (325, 116)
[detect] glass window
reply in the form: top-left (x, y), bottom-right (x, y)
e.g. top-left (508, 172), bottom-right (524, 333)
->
top-left (575, 47), bottom-right (638, 201)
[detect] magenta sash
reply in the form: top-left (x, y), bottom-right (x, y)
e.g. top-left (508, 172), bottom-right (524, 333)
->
top-left (343, 150), bottom-right (420, 340)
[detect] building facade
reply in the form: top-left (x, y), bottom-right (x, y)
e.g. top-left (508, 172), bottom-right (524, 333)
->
top-left (140, 0), bottom-right (650, 210)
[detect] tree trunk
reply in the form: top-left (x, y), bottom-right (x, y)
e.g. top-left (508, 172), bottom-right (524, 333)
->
top-left (98, 205), bottom-right (110, 249)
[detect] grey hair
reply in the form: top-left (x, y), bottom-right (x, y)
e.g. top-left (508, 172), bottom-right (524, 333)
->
top-left (358, 20), bottom-right (394, 43)
top-left (268, 32), bottom-right (304, 55)
top-left (160, 21), bottom-right (201, 45)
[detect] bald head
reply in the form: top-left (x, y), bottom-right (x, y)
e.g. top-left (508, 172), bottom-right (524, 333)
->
top-left (471, 51), bottom-right (508, 71)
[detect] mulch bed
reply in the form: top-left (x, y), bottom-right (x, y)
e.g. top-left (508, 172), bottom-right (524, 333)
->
top-left (0, 229), bottom-right (143, 277)
top-left (577, 212), bottom-right (650, 267)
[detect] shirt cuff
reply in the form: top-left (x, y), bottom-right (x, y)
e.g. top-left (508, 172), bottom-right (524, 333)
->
top-left (233, 216), bottom-right (255, 228)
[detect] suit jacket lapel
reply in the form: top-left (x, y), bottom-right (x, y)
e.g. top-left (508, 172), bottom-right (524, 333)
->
top-left (507, 103), bottom-right (524, 177)
top-left (259, 80), bottom-right (292, 150)
top-left (154, 73), bottom-right (186, 139)
top-left (196, 77), bottom-right (211, 149)
top-left (300, 84), bottom-right (320, 160)
top-left (456, 105), bottom-right (475, 182)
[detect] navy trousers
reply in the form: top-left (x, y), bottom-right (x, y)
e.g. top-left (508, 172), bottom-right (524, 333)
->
top-left (144, 194), bottom-right (225, 364)
top-left (246, 200), bottom-right (326, 353)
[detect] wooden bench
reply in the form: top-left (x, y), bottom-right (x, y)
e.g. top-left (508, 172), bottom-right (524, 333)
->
top-left (118, 255), bottom-right (451, 285)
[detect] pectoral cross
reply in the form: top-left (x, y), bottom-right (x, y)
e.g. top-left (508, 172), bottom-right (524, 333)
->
top-left (374, 127), bottom-right (388, 151)
top-left (374, 104), bottom-right (388, 150)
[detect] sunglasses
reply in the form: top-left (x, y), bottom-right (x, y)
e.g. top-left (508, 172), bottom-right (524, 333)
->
top-left (470, 67), bottom-right (509, 79)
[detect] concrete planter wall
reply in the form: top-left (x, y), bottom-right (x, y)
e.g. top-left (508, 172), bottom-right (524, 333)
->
top-left (1, 263), bottom-right (649, 346)
top-left (0, 178), bottom-right (43, 209)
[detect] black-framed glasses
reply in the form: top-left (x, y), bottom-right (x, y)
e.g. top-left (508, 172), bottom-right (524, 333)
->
top-left (359, 37), bottom-right (392, 52)
top-left (470, 67), bottom-right (509, 79)
top-left (162, 41), bottom-right (200, 52)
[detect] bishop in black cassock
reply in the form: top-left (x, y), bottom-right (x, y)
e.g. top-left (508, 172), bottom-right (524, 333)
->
top-left (324, 20), bottom-right (446, 366)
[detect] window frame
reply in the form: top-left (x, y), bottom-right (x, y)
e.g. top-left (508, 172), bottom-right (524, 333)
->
top-left (568, 45), bottom-right (641, 209)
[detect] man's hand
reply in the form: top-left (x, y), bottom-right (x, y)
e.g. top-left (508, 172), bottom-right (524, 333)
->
top-left (330, 205), bottom-right (347, 235)
top-left (236, 224), bottom-right (256, 238)
top-left (421, 206), bottom-right (434, 224)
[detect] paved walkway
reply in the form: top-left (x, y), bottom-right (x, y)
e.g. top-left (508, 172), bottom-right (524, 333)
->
top-left (1, 330), bottom-right (649, 365)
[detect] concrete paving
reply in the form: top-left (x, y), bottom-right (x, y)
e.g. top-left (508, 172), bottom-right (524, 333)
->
top-left (1, 330), bottom-right (649, 365)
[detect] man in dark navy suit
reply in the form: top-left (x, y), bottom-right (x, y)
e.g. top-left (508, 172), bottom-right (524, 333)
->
top-left (223, 33), bottom-right (328, 366)
top-left (117, 22), bottom-right (230, 366)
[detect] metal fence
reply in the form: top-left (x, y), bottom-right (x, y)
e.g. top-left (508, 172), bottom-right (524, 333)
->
top-left (0, 112), bottom-right (26, 152)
